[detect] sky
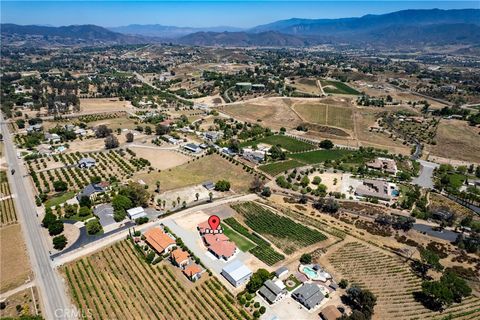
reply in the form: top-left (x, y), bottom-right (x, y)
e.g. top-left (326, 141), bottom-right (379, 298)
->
top-left (1, 1), bottom-right (479, 28)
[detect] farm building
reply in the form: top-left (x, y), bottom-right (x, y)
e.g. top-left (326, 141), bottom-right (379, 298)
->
top-left (77, 182), bottom-right (109, 201)
top-left (258, 279), bottom-right (287, 304)
top-left (170, 249), bottom-right (190, 268)
top-left (78, 157), bottom-right (96, 169)
top-left (183, 263), bottom-right (203, 281)
top-left (126, 207), bottom-right (147, 220)
top-left (292, 283), bottom-right (324, 310)
top-left (144, 227), bottom-right (176, 254)
top-left (204, 131), bottom-right (222, 142)
top-left (320, 305), bottom-right (342, 320)
top-left (235, 82), bottom-right (252, 90)
top-left (221, 260), bottom-right (252, 287)
top-left (184, 143), bottom-right (201, 153)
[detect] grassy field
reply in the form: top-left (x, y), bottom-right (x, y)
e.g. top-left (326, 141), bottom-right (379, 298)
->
top-left (322, 241), bottom-right (480, 320)
top-left (62, 240), bottom-right (251, 320)
top-left (221, 222), bottom-right (256, 252)
top-left (44, 191), bottom-right (76, 209)
top-left (241, 135), bottom-right (315, 153)
top-left (134, 154), bottom-right (254, 193)
top-left (321, 80), bottom-right (360, 95)
top-left (289, 149), bottom-right (353, 164)
top-left (232, 202), bottom-right (327, 255)
top-left (258, 160), bottom-right (305, 176)
top-left (294, 103), bottom-right (354, 130)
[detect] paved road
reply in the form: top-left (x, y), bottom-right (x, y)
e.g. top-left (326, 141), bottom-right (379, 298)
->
top-left (412, 160), bottom-right (439, 189)
top-left (1, 114), bottom-right (74, 319)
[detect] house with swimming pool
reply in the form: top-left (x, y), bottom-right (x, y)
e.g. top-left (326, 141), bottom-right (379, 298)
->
top-left (355, 179), bottom-right (399, 202)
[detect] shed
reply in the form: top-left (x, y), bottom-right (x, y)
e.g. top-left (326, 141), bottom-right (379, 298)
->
top-left (127, 207), bottom-right (147, 220)
top-left (221, 260), bottom-right (252, 287)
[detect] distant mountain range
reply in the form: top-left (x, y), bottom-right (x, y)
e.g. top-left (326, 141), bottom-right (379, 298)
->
top-left (2, 9), bottom-right (480, 47)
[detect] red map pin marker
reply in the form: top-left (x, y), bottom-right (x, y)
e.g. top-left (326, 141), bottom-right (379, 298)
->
top-left (208, 215), bottom-right (220, 231)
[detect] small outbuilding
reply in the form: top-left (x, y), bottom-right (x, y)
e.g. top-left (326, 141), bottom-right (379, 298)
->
top-left (221, 260), bottom-right (252, 287)
top-left (127, 207), bottom-right (147, 220)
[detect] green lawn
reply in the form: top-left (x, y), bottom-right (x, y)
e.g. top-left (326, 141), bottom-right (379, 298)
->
top-left (258, 160), bottom-right (305, 176)
top-left (241, 135), bottom-right (315, 153)
top-left (321, 80), bottom-right (360, 95)
top-left (289, 149), bottom-right (353, 164)
top-left (44, 191), bottom-right (76, 208)
top-left (221, 222), bottom-right (256, 252)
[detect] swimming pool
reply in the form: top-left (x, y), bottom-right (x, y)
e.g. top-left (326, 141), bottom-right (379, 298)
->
top-left (302, 266), bottom-right (318, 279)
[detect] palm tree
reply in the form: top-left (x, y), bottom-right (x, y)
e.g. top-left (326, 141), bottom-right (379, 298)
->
top-left (195, 193), bottom-right (200, 201)
top-left (172, 201), bottom-right (176, 208)
top-left (162, 200), bottom-right (166, 208)
top-left (177, 196), bottom-right (181, 205)
top-left (156, 181), bottom-right (160, 193)
top-left (209, 192), bottom-right (213, 202)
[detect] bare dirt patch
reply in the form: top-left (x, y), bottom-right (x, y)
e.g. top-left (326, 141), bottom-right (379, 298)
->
top-left (80, 98), bottom-right (130, 114)
top-left (129, 147), bottom-right (190, 170)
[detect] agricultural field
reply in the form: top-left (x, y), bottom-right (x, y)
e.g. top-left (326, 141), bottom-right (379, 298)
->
top-left (291, 78), bottom-right (322, 95)
top-left (289, 149), bottom-right (353, 165)
top-left (79, 98), bottom-right (130, 114)
top-left (321, 241), bottom-right (480, 320)
top-left (426, 120), bottom-right (480, 163)
top-left (221, 222), bottom-right (256, 252)
top-left (133, 154), bottom-right (255, 193)
top-left (223, 217), bottom-right (285, 266)
top-left (0, 170), bottom-right (17, 226)
top-left (62, 240), bottom-right (251, 320)
top-left (241, 135), bottom-right (315, 153)
top-left (321, 80), bottom-right (360, 95)
top-left (293, 103), bottom-right (354, 131)
top-left (258, 159), bottom-right (305, 176)
top-left (231, 202), bottom-right (327, 255)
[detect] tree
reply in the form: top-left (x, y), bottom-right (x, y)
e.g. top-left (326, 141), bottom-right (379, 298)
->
top-left (208, 192), bottom-right (213, 202)
top-left (323, 197), bottom-right (339, 213)
top-left (42, 208), bottom-right (57, 228)
top-left (53, 235), bottom-right (67, 250)
top-left (300, 253), bottom-right (312, 264)
top-left (126, 132), bottom-right (134, 143)
top-left (53, 180), bottom-right (68, 192)
top-left (261, 187), bottom-right (272, 197)
top-left (421, 271), bottom-right (471, 309)
top-left (246, 268), bottom-right (272, 293)
top-left (95, 125), bottom-right (112, 138)
top-left (300, 175), bottom-right (310, 187)
top-left (105, 134), bottom-right (119, 149)
top-left (90, 176), bottom-right (101, 185)
top-left (86, 219), bottom-right (102, 235)
top-left (155, 181), bottom-right (161, 193)
top-left (339, 279), bottom-right (349, 289)
top-left (155, 124), bottom-right (170, 135)
top-left (119, 182), bottom-right (149, 207)
top-left (319, 139), bottom-right (334, 149)
top-left (78, 206), bottom-right (92, 217)
top-left (250, 176), bottom-right (264, 192)
top-left (195, 193), bottom-right (200, 201)
top-left (345, 287), bottom-right (377, 319)
top-left (48, 220), bottom-right (64, 236)
top-left (312, 176), bottom-right (322, 185)
top-left (420, 248), bottom-right (443, 272)
top-left (269, 145), bottom-right (286, 160)
top-left (215, 180), bottom-right (231, 192)
top-left (79, 195), bottom-right (92, 208)
top-left (112, 194), bottom-right (133, 212)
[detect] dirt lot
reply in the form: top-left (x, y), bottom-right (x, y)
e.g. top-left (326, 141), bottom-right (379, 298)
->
top-left (129, 146), bottom-right (190, 170)
top-left (426, 119), bottom-right (480, 163)
top-left (291, 78), bottom-right (322, 95)
top-left (308, 172), bottom-right (344, 193)
top-left (0, 224), bottom-right (32, 292)
top-left (0, 287), bottom-right (40, 318)
top-left (80, 98), bottom-right (130, 114)
top-left (133, 154), bottom-right (255, 193)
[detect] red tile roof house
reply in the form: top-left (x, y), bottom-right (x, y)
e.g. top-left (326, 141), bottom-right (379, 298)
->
top-left (183, 263), bottom-right (203, 281)
top-left (170, 248), bottom-right (190, 268)
top-left (144, 227), bottom-right (176, 255)
top-left (198, 221), bottom-right (237, 260)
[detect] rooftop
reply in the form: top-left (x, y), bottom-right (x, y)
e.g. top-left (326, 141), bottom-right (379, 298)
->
top-left (222, 260), bottom-right (252, 281)
top-left (145, 227), bottom-right (175, 253)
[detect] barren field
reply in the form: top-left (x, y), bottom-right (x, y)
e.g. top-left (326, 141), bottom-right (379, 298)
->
top-left (319, 241), bottom-right (480, 320)
top-left (133, 154), bottom-right (255, 193)
top-left (80, 98), bottom-right (130, 113)
top-left (292, 78), bottom-right (322, 95)
top-left (219, 98), bottom-right (302, 130)
top-left (0, 287), bottom-right (40, 318)
top-left (129, 146), bottom-right (190, 170)
top-left (427, 119), bottom-right (480, 163)
top-left (0, 224), bottom-right (32, 292)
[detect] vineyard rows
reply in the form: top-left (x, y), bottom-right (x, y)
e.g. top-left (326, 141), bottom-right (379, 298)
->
top-left (326, 242), bottom-right (480, 320)
top-left (0, 173), bottom-right (17, 226)
top-left (63, 240), bottom-right (251, 320)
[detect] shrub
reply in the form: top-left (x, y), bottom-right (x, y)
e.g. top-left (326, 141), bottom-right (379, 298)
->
top-left (53, 180), bottom-right (68, 192)
top-left (339, 279), bottom-right (349, 289)
top-left (78, 206), bottom-right (92, 217)
top-left (319, 139), bottom-right (334, 149)
top-left (214, 180), bottom-right (231, 192)
top-left (86, 219), bottom-right (102, 235)
top-left (42, 209), bottom-right (57, 228)
top-left (53, 235), bottom-right (68, 250)
top-left (300, 253), bottom-right (312, 264)
top-left (259, 306), bottom-right (266, 314)
top-left (48, 220), bottom-right (64, 236)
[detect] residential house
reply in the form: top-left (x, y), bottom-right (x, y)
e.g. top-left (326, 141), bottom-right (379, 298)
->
top-left (77, 182), bottom-right (109, 201)
top-left (183, 263), bottom-right (203, 281)
top-left (258, 280), bottom-right (288, 304)
top-left (78, 157), bottom-right (96, 169)
top-left (366, 157), bottom-right (398, 175)
top-left (221, 260), bottom-right (252, 287)
top-left (184, 143), bottom-right (201, 153)
top-left (203, 233), bottom-right (237, 260)
top-left (292, 283), bottom-right (325, 310)
top-left (204, 131), bottom-right (221, 143)
top-left (170, 249), bottom-right (190, 268)
top-left (355, 179), bottom-right (398, 202)
top-left (144, 227), bottom-right (176, 255)
top-left (44, 133), bottom-right (61, 143)
top-left (242, 148), bottom-right (266, 164)
top-left (26, 124), bottom-right (43, 133)
top-left (126, 207), bottom-right (147, 220)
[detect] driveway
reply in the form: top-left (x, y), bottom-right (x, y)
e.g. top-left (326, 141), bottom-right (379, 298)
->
top-left (412, 160), bottom-right (439, 189)
top-left (413, 223), bottom-right (460, 242)
top-left (94, 204), bottom-right (116, 227)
